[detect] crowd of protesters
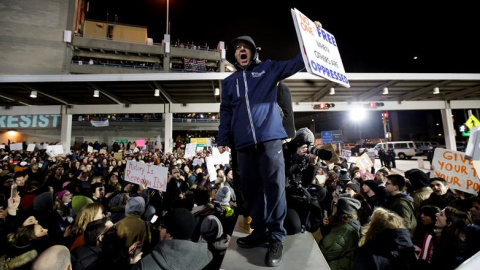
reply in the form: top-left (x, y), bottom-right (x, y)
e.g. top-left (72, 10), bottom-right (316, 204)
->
top-left (0, 138), bottom-right (479, 270)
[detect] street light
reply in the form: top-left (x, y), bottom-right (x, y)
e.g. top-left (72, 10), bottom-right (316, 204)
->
top-left (166, 0), bottom-right (169, 34)
top-left (350, 107), bottom-right (366, 142)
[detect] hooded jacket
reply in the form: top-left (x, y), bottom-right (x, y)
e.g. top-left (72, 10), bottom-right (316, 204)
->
top-left (134, 240), bottom-right (212, 270)
top-left (218, 36), bottom-right (305, 149)
top-left (385, 193), bottom-right (417, 234)
top-left (353, 229), bottom-right (417, 270)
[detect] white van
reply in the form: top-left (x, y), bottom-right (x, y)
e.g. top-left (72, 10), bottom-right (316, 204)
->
top-left (373, 141), bottom-right (423, 159)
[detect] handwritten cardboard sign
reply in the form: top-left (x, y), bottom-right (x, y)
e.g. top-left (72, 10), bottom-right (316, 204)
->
top-left (355, 153), bottom-right (374, 172)
top-left (184, 143), bottom-right (197, 158)
top-left (10, 143), bottom-right (23, 151)
top-left (291, 8), bottom-right (349, 87)
top-left (27, 144), bottom-right (36, 152)
top-left (125, 160), bottom-right (168, 192)
top-left (432, 148), bottom-right (480, 195)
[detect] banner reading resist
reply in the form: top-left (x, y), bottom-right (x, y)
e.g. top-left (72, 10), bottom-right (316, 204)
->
top-left (125, 160), bottom-right (168, 192)
top-left (432, 148), bottom-right (480, 195)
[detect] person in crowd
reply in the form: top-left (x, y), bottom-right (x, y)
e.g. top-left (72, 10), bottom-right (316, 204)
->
top-left (199, 215), bottom-right (231, 270)
top-left (361, 179), bottom-right (385, 209)
top-left (413, 205), bottom-right (440, 266)
top-left (384, 174), bottom-right (417, 234)
top-left (404, 169), bottom-right (433, 214)
top-left (133, 208), bottom-right (213, 269)
top-left (67, 202), bottom-right (105, 251)
top-left (216, 21), bottom-right (312, 265)
top-left (71, 217), bottom-right (142, 270)
top-left (165, 167), bottom-right (189, 210)
top-left (430, 206), bottom-right (472, 269)
top-left (387, 148), bottom-right (396, 169)
top-left (40, 165), bottom-right (67, 193)
top-left (421, 177), bottom-right (458, 209)
top-left (378, 146), bottom-right (386, 167)
top-left (427, 144), bottom-right (435, 170)
top-left (319, 196), bottom-right (361, 270)
top-left (354, 208), bottom-right (417, 270)
top-left (31, 245), bottom-right (71, 270)
top-left (3, 215), bottom-right (49, 270)
top-left (115, 196), bottom-right (151, 250)
top-left (54, 189), bottom-right (74, 232)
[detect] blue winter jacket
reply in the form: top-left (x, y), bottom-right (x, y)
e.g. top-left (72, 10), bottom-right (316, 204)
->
top-left (218, 54), bottom-right (305, 150)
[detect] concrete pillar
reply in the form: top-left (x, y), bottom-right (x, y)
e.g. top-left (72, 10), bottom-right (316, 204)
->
top-left (60, 108), bottom-right (72, 154)
top-left (163, 112), bottom-right (173, 153)
top-left (441, 102), bottom-right (457, 151)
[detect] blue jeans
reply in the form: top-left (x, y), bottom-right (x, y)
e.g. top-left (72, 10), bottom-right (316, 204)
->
top-left (237, 139), bottom-right (287, 242)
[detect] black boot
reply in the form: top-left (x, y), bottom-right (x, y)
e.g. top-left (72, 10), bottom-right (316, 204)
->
top-left (236, 234), bottom-right (267, 249)
top-left (265, 239), bottom-right (283, 267)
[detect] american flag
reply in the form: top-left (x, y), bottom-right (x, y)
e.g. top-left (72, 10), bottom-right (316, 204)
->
top-left (183, 58), bottom-right (207, 72)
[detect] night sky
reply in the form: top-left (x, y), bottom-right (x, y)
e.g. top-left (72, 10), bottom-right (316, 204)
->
top-left (86, 0), bottom-right (480, 73)
top-left (85, 0), bottom-right (479, 143)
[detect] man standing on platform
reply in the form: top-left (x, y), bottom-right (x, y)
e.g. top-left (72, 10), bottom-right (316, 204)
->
top-left (217, 27), bottom-right (312, 266)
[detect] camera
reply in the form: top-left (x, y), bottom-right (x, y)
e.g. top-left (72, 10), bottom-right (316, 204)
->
top-left (308, 146), bottom-right (332, 161)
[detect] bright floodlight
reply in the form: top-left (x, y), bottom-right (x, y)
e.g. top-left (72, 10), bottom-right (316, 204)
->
top-left (350, 107), bottom-right (366, 121)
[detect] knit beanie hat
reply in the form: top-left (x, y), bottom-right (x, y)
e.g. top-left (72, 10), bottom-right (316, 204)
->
top-left (292, 127), bottom-right (315, 147)
top-left (164, 208), bottom-right (196, 240)
top-left (214, 186), bottom-right (231, 206)
top-left (363, 180), bottom-right (379, 193)
top-left (33, 192), bottom-right (54, 212)
top-left (200, 215), bottom-right (223, 242)
top-left (405, 169), bottom-right (430, 190)
top-left (346, 182), bottom-right (360, 194)
top-left (55, 190), bottom-right (70, 201)
top-left (125, 196), bottom-right (145, 215)
top-left (72, 195), bottom-right (94, 214)
top-left (336, 197), bottom-right (361, 214)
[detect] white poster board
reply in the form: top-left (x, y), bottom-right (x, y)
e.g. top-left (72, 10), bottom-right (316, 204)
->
top-left (10, 143), bottom-right (23, 151)
top-left (125, 160), bottom-right (168, 192)
top-left (26, 144), bottom-right (36, 152)
top-left (291, 8), bottom-right (350, 88)
top-left (355, 153), bottom-right (374, 172)
top-left (87, 145), bottom-right (93, 153)
top-left (184, 143), bottom-right (197, 158)
top-left (0, 145), bottom-right (5, 149)
top-left (341, 149), bottom-right (352, 161)
top-left (212, 147), bottom-right (230, 165)
top-left (432, 148), bottom-right (480, 195)
top-left (46, 145), bottom-right (64, 157)
top-left (205, 156), bottom-right (217, 182)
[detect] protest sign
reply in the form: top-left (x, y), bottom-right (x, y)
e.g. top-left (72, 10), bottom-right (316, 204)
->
top-left (114, 152), bottom-right (123, 161)
top-left (87, 145), bottom-right (93, 153)
top-left (192, 158), bottom-right (203, 166)
top-left (27, 144), bottom-right (36, 152)
top-left (46, 145), bottom-right (63, 157)
top-left (125, 160), bottom-right (168, 192)
top-left (212, 147), bottom-right (230, 165)
top-left (341, 149), bottom-right (351, 161)
top-left (10, 143), bottom-right (22, 151)
top-left (0, 145), bottom-right (5, 149)
top-left (432, 148), bottom-right (480, 195)
top-left (99, 149), bottom-right (107, 154)
top-left (355, 153), bottom-right (373, 172)
top-left (291, 8), bottom-right (350, 88)
top-left (136, 139), bottom-right (145, 147)
top-left (205, 156), bottom-right (217, 182)
top-left (184, 143), bottom-right (197, 158)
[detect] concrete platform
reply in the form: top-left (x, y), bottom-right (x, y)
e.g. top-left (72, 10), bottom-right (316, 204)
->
top-left (220, 216), bottom-right (331, 270)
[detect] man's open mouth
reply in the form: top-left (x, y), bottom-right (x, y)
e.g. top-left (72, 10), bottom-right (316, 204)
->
top-left (240, 54), bottom-right (247, 60)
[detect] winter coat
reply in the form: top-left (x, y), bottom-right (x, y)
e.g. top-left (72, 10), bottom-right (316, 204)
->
top-left (319, 220), bottom-right (360, 270)
top-left (353, 229), bottom-right (417, 270)
top-left (133, 239), bottom-right (212, 270)
top-left (385, 193), bottom-right (417, 234)
top-left (420, 191), bottom-right (457, 210)
top-left (70, 245), bottom-right (104, 270)
top-left (115, 213), bottom-right (149, 248)
top-left (218, 54), bottom-right (305, 150)
top-left (412, 186), bottom-right (433, 213)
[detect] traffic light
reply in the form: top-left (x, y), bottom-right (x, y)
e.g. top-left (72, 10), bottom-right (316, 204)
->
top-left (382, 112), bottom-right (389, 119)
top-left (313, 103), bottom-right (335, 109)
top-left (366, 102), bottom-right (384, 108)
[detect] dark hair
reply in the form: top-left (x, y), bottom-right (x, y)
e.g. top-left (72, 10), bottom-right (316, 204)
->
top-left (438, 207), bottom-right (471, 249)
top-left (90, 183), bottom-right (104, 195)
top-left (194, 187), bottom-right (211, 205)
top-left (387, 174), bottom-right (406, 191)
top-left (84, 217), bottom-right (108, 246)
top-left (430, 177), bottom-right (447, 185)
top-left (376, 168), bottom-right (390, 177)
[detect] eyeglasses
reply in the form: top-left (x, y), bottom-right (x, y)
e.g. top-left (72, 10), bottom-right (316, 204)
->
top-left (235, 44), bottom-right (251, 51)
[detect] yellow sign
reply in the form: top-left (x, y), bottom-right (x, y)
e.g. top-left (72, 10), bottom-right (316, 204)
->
top-left (465, 115), bottom-right (480, 130)
top-left (190, 138), bottom-right (208, 146)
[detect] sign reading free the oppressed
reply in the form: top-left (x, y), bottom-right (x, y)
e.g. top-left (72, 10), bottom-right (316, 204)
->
top-left (291, 8), bottom-right (350, 88)
top-left (432, 148), bottom-right (480, 195)
top-left (125, 160), bottom-right (168, 192)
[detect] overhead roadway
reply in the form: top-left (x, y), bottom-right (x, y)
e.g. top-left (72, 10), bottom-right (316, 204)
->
top-left (1, 72), bottom-right (479, 115)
